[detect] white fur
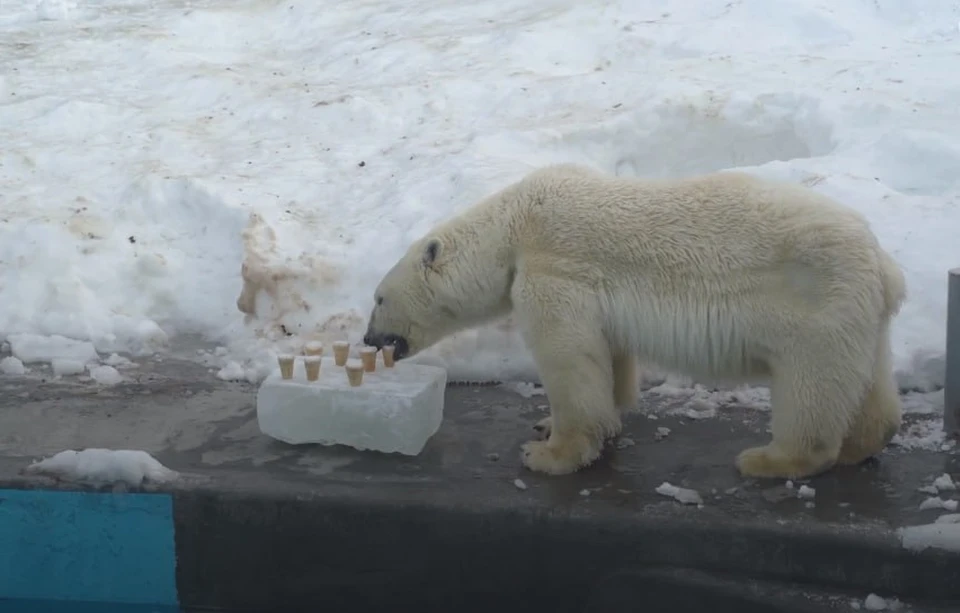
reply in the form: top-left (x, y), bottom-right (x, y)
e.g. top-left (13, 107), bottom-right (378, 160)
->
top-left (365, 164), bottom-right (906, 478)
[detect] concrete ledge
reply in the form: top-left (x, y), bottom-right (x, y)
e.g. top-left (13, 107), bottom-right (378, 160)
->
top-left (0, 351), bottom-right (958, 612)
top-left (168, 489), bottom-right (960, 612)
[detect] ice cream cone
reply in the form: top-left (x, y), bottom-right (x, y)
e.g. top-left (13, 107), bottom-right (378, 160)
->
top-left (381, 344), bottom-right (396, 368)
top-left (332, 341), bottom-right (350, 367)
top-left (277, 354), bottom-right (295, 380)
top-left (304, 355), bottom-right (321, 381)
top-left (345, 359), bottom-right (364, 387)
top-left (359, 346), bottom-right (377, 372)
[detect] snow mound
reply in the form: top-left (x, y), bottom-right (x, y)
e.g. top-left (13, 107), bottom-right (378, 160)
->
top-left (0, 0), bottom-right (957, 394)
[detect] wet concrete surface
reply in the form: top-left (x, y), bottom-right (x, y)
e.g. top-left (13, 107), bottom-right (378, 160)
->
top-left (1, 351), bottom-right (958, 612)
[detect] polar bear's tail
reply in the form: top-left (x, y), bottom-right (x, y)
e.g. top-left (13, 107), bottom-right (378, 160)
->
top-left (877, 248), bottom-right (907, 319)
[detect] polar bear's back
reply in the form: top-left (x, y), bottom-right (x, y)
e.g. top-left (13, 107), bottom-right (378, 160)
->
top-left (518, 166), bottom-right (877, 280)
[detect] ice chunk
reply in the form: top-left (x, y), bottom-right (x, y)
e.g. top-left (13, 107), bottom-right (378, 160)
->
top-left (256, 356), bottom-right (447, 456)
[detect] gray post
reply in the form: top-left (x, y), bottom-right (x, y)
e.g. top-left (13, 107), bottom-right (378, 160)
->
top-left (946, 268), bottom-right (960, 438)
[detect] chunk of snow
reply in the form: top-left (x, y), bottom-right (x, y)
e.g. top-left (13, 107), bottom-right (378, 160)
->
top-left (502, 382), bottom-right (545, 398)
top-left (217, 361), bottom-right (247, 381)
top-left (797, 485), bottom-right (816, 499)
top-left (898, 522), bottom-right (960, 553)
top-left (103, 353), bottom-right (134, 368)
top-left (513, 478), bottom-right (527, 491)
top-left (933, 473), bottom-right (957, 491)
top-left (918, 496), bottom-right (958, 511)
top-left (935, 513), bottom-right (960, 524)
top-left (655, 482), bottom-right (703, 505)
top-left (0, 356), bottom-right (25, 375)
top-left (8, 334), bottom-right (98, 364)
top-left (23, 448), bottom-right (178, 486)
top-left (863, 593), bottom-right (901, 611)
top-left (89, 364), bottom-right (123, 385)
top-left (51, 358), bottom-right (86, 376)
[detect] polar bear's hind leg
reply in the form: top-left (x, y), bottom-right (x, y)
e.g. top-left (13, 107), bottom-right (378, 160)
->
top-left (837, 322), bottom-right (902, 465)
top-left (736, 347), bottom-right (870, 479)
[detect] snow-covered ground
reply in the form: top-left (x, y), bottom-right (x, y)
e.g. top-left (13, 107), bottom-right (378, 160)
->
top-left (1, 1), bottom-right (959, 403)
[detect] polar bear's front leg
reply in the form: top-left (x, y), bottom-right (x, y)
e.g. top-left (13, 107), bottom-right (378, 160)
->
top-left (513, 285), bottom-right (621, 475)
top-left (532, 350), bottom-right (636, 440)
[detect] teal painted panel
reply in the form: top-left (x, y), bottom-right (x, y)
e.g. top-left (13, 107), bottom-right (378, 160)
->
top-left (0, 488), bottom-right (177, 605)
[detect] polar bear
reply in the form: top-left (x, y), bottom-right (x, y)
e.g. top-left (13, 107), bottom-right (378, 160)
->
top-left (362, 164), bottom-right (906, 479)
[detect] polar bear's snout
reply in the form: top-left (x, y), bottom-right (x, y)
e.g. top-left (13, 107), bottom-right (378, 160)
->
top-left (363, 331), bottom-right (410, 361)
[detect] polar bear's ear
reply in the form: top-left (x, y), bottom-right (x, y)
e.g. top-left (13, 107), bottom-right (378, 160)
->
top-left (422, 238), bottom-right (442, 268)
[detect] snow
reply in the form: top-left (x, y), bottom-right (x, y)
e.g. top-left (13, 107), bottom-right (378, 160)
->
top-left (89, 364), bottom-right (123, 385)
top-left (655, 481), bottom-right (703, 506)
top-left (933, 473), bottom-right (957, 491)
top-left (1, 0), bottom-right (959, 404)
top-left (23, 448), bottom-right (178, 487)
top-left (898, 522), bottom-right (960, 553)
top-left (0, 356), bottom-right (25, 375)
top-left (863, 594), bottom-right (901, 611)
top-left (51, 358), bottom-right (86, 377)
top-left (918, 496), bottom-right (958, 511)
top-left (8, 334), bottom-right (98, 365)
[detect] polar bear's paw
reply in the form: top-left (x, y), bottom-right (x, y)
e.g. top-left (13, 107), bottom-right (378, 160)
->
top-left (735, 444), bottom-right (835, 480)
top-left (521, 437), bottom-right (600, 475)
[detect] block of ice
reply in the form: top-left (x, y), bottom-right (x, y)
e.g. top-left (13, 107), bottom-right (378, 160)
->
top-left (256, 356), bottom-right (447, 456)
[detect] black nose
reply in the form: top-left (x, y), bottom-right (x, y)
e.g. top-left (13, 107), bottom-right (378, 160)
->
top-left (363, 333), bottom-right (379, 347)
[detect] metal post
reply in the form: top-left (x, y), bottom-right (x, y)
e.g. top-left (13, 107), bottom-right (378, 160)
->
top-left (946, 268), bottom-right (960, 438)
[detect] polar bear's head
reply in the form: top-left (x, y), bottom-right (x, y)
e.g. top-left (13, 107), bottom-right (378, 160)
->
top-left (362, 229), bottom-right (514, 361)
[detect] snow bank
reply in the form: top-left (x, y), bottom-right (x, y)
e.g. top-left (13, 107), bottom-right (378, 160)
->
top-left (1, 0), bottom-right (958, 394)
top-left (23, 448), bottom-right (178, 487)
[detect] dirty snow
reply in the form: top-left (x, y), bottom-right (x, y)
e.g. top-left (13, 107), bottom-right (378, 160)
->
top-left (23, 448), bottom-right (178, 487)
top-left (0, 1), bottom-right (958, 422)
